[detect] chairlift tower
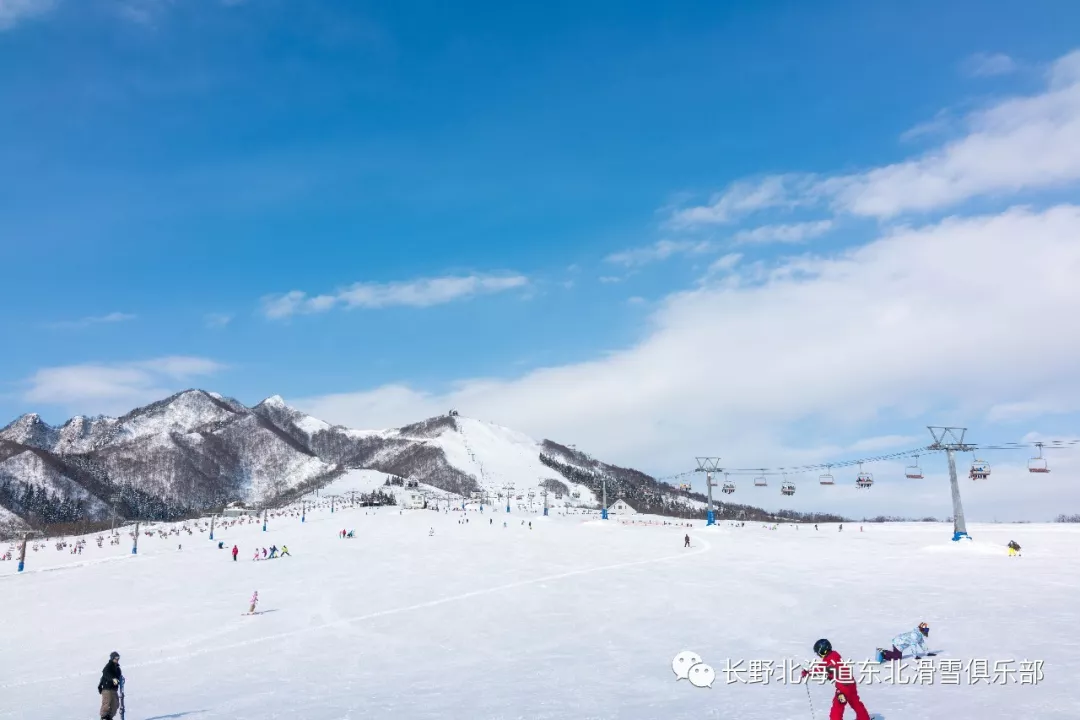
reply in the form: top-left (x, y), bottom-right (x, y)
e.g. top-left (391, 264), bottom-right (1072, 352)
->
top-left (927, 426), bottom-right (976, 542)
top-left (503, 483), bottom-right (514, 513)
top-left (695, 457), bottom-right (721, 526)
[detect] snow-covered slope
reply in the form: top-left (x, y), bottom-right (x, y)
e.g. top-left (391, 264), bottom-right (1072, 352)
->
top-left (3, 514), bottom-right (1077, 720)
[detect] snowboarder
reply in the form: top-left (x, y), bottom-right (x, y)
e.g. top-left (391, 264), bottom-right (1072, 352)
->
top-left (1008, 540), bottom-right (1021, 557)
top-left (684, 534), bottom-right (691, 548)
top-left (802, 638), bottom-right (871, 720)
top-left (280, 545), bottom-right (290, 557)
top-left (248, 590), bottom-right (259, 614)
top-left (232, 545), bottom-right (238, 561)
top-left (97, 651), bottom-right (123, 720)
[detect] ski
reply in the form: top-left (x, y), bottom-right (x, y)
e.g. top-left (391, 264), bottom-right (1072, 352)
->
top-left (118, 677), bottom-right (126, 720)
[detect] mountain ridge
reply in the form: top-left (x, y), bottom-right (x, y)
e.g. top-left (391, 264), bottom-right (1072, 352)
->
top-left (0, 389), bottom-right (846, 535)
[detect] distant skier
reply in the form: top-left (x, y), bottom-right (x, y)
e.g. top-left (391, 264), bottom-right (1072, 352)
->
top-left (684, 534), bottom-right (691, 548)
top-left (429, 528), bottom-right (434, 536)
top-left (97, 651), bottom-right (123, 720)
top-left (248, 590), bottom-right (259, 615)
top-left (1008, 540), bottom-right (1021, 557)
top-left (269, 545), bottom-right (278, 559)
top-left (252, 549), bottom-right (260, 561)
top-left (839, 524), bottom-right (843, 532)
top-left (280, 545), bottom-right (290, 557)
top-left (232, 545), bottom-right (238, 561)
top-left (878, 622), bottom-right (930, 661)
top-left (262, 548), bottom-right (267, 559)
top-left (802, 638), bottom-right (871, 720)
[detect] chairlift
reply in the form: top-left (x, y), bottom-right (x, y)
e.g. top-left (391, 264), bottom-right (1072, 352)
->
top-left (905, 455), bottom-right (924, 480)
top-left (1028, 442), bottom-right (1050, 473)
top-left (969, 458), bottom-right (991, 480)
top-left (754, 470), bottom-right (768, 488)
top-left (856, 462), bottom-right (874, 489)
top-left (781, 481), bottom-right (796, 496)
top-left (819, 465), bottom-right (835, 486)
top-left (721, 473), bottom-right (736, 494)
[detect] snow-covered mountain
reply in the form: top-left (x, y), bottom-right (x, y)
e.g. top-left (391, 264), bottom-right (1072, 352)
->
top-left (0, 389), bottom-right (833, 534)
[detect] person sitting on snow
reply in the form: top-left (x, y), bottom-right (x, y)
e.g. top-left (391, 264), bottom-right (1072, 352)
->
top-left (1008, 540), bottom-right (1021, 557)
top-left (878, 622), bottom-right (930, 661)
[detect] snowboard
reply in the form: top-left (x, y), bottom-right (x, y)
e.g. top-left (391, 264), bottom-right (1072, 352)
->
top-left (872, 651), bottom-right (938, 663)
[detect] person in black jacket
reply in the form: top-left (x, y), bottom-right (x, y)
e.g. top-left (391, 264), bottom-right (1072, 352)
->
top-left (97, 651), bottom-right (123, 719)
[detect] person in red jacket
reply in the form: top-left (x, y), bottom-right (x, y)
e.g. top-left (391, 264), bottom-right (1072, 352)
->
top-left (802, 638), bottom-right (871, 720)
top-left (231, 545), bottom-right (238, 561)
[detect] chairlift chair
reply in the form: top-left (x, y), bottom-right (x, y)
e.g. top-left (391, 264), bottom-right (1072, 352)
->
top-left (819, 466), bottom-right (835, 486)
top-left (1028, 443), bottom-right (1050, 473)
top-left (721, 474), bottom-right (736, 494)
top-left (969, 460), bottom-right (991, 480)
top-left (781, 481), bottom-right (796, 496)
top-left (855, 462), bottom-right (873, 489)
top-left (754, 470), bottom-right (768, 488)
top-left (905, 455), bottom-right (924, 480)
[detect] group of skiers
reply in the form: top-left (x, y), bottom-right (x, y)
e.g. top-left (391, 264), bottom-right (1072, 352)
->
top-left (251, 545), bottom-right (289, 560)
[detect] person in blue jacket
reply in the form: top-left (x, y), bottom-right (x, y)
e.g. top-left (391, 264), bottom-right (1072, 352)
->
top-left (878, 622), bottom-right (930, 661)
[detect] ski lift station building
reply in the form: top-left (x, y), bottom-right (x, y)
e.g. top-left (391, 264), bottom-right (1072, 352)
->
top-left (606, 499), bottom-right (637, 515)
top-left (403, 492), bottom-right (426, 510)
top-left (222, 502), bottom-right (252, 518)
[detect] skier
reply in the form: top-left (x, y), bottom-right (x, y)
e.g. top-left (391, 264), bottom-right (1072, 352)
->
top-left (1008, 540), bottom-right (1021, 557)
top-left (878, 622), bottom-right (930, 661)
top-left (248, 590), bottom-right (259, 615)
top-left (802, 638), bottom-right (871, 720)
top-left (428, 528), bottom-right (435, 537)
top-left (684, 534), bottom-right (691, 548)
top-left (97, 651), bottom-right (123, 720)
top-left (280, 545), bottom-right (291, 557)
top-left (268, 545), bottom-right (278, 559)
top-left (261, 547), bottom-right (267, 559)
top-left (252, 549), bottom-right (260, 561)
top-left (839, 524), bottom-right (843, 532)
top-left (232, 545), bottom-right (238, 561)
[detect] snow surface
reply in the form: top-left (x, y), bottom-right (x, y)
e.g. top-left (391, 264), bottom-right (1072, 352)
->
top-left (398, 417), bottom-right (599, 505)
top-left (2, 511), bottom-right (1077, 720)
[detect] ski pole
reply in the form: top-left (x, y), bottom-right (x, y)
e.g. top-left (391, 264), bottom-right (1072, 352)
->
top-left (804, 680), bottom-right (816, 720)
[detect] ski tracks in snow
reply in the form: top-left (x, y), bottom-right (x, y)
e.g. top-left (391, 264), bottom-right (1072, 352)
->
top-left (0, 533), bottom-right (712, 689)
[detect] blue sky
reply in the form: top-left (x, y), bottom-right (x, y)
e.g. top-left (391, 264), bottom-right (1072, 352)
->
top-left (3, 0), bottom-right (1080, 518)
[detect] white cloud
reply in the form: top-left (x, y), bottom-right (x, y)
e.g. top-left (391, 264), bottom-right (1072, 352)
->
top-left (22, 356), bottom-right (225, 415)
top-left (295, 205), bottom-right (1080, 520)
top-left (204, 312), bottom-right (233, 329)
top-left (673, 49), bottom-right (1080, 222)
top-left (732, 220), bottom-right (834, 245)
top-left (46, 312), bottom-right (137, 329)
top-left (669, 175), bottom-right (816, 228)
top-left (262, 274), bottom-right (528, 319)
top-left (0, 0), bottom-right (54, 30)
top-left (605, 239), bottom-right (716, 267)
top-left (962, 52), bottom-right (1017, 78)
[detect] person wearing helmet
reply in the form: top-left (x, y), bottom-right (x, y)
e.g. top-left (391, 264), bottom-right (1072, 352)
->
top-left (802, 639), bottom-right (871, 720)
top-left (878, 622), bottom-right (931, 662)
top-left (96, 651), bottom-right (123, 719)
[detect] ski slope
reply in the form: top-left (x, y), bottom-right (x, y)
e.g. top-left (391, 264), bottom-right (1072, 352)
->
top-left (2, 509), bottom-right (1078, 720)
